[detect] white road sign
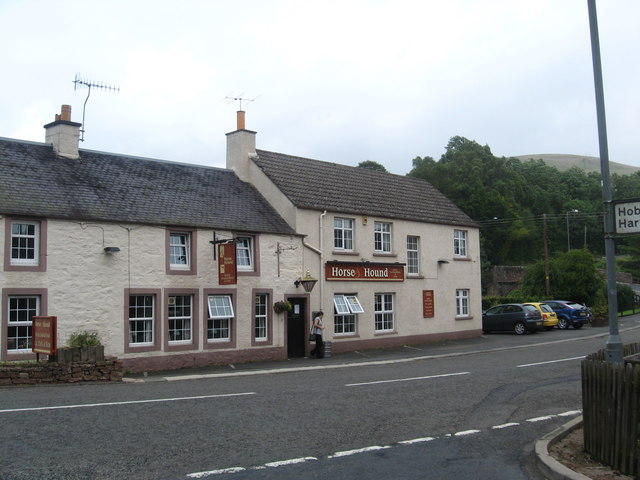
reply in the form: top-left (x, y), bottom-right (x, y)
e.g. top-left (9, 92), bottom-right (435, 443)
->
top-left (615, 200), bottom-right (640, 234)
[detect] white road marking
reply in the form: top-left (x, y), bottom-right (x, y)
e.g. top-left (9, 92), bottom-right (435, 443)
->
top-left (492, 422), bottom-right (520, 429)
top-left (328, 446), bottom-right (391, 458)
top-left (345, 371), bottom-right (470, 387)
top-left (187, 467), bottom-right (246, 478)
top-left (527, 415), bottom-right (555, 423)
top-left (264, 457), bottom-right (317, 467)
top-left (517, 356), bottom-right (584, 368)
top-left (398, 437), bottom-right (435, 445)
top-left (0, 392), bottom-right (256, 414)
top-left (454, 430), bottom-right (481, 436)
top-left (558, 410), bottom-right (582, 417)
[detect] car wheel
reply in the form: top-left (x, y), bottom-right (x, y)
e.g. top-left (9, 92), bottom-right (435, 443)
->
top-left (574, 323), bottom-right (583, 329)
top-left (514, 322), bottom-right (526, 335)
top-left (557, 317), bottom-right (569, 330)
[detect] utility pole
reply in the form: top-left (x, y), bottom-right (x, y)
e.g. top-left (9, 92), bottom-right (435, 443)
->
top-left (587, 0), bottom-right (623, 363)
top-left (544, 214), bottom-right (551, 296)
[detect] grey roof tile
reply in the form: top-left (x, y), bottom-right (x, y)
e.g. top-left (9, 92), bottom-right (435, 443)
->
top-left (0, 137), bottom-right (295, 235)
top-left (254, 149), bottom-right (477, 227)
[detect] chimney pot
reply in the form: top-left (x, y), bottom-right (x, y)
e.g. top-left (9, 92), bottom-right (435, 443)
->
top-left (237, 110), bottom-right (246, 130)
top-left (60, 105), bottom-right (72, 122)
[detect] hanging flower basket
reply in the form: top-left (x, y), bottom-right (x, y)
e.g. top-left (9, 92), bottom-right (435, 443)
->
top-left (273, 301), bottom-right (293, 314)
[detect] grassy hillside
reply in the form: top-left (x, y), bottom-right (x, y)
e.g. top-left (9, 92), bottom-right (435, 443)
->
top-left (514, 153), bottom-right (640, 176)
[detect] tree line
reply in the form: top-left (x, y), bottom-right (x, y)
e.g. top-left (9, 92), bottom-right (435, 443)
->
top-left (407, 136), bottom-right (640, 271)
top-left (405, 136), bottom-right (640, 304)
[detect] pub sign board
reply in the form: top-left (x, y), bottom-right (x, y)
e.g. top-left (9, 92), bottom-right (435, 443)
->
top-left (614, 199), bottom-right (640, 235)
top-left (32, 316), bottom-right (57, 355)
top-left (325, 261), bottom-right (405, 281)
top-left (423, 290), bottom-right (435, 318)
top-left (218, 243), bottom-right (237, 285)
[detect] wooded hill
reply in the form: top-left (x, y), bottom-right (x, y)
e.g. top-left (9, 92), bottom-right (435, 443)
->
top-left (514, 154), bottom-right (640, 176)
top-left (407, 136), bottom-right (640, 268)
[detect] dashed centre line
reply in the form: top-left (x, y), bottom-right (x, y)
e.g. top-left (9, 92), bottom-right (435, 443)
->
top-left (517, 356), bottom-right (584, 368)
top-left (0, 392), bottom-right (256, 414)
top-left (345, 371), bottom-right (470, 387)
top-left (186, 410), bottom-right (582, 478)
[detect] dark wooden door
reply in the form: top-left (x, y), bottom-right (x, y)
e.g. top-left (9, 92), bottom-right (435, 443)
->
top-left (286, 297), bottom-right (307, 358)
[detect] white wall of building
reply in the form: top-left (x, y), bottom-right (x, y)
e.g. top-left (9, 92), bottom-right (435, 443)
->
top-left (1, 217), bottom-right (304, 365)
top-left (294, 208), bottom-right (482, 346)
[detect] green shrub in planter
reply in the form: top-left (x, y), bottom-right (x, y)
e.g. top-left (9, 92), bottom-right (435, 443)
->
top-left (68, 331), bottom-right (101, 347)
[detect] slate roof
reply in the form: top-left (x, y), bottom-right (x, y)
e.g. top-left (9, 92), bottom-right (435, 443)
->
top-left (254, 149), bottom-right (477, 228)
top-left (0, 137), bottom-right (296, 235)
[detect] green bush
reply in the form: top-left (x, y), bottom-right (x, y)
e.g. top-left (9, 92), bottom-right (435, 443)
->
top-left (68, 331), bottom-right (101, 347)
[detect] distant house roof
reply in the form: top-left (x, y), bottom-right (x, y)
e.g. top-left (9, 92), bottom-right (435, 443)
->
top-left (0, 137), bottom-right (295, 235)
top-left (254, 149), bottom-right (477, 227)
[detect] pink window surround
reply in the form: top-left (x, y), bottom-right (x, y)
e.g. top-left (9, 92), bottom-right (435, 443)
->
top-left (165, 228), bottom-right (197, 275)
top-left (203, 288), bottom-right (237, 350)
top-left (251, 288), bottom-right (273, 346)
top-left (4, 217), bottom-right (48, 272)
top-left (235, 233), bottom-right (260, 277)
top-left (163, 288), bottom-right (199, 352)
top-left (124, 288), bottom-right (161, 354)
top-left (1, 288), bottom-right (48, 361)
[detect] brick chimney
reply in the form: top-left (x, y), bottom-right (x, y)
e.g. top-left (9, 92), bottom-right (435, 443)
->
top-left (226, 110), bottom-right (256, 181)
top-left (44, 105), bottom-right (82, 159)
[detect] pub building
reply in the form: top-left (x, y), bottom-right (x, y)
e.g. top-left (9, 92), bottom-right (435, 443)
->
top-left (0, 106), bottom-right (481, 372)
top-left (227, 111), bottom-right (482, 357)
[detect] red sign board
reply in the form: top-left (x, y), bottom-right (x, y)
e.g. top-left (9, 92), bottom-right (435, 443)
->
top-left (325, 262), bottom-right (404, 281)
top-left (32, 316), bottom-right (57, 355)
top-left (423, 290), bottom-right (435, 318)
top-left (218, 243), bottom-right (237, 285)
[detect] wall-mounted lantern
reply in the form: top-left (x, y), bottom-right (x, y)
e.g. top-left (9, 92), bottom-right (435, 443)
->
top-left (294, 269), bottom-right (318, 293)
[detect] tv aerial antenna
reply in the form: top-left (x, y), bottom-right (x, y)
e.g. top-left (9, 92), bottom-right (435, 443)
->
top-left (73, 74), bottom-right (120, 141)
top-left (224, 93), bottom-right (260, 110)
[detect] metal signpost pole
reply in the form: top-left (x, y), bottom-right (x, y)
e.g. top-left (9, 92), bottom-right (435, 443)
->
top-left (587, 0), bottom-right (623, 363)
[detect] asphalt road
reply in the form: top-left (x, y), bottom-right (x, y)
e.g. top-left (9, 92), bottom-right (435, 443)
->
top-left (1, 318), bottom-right (639, 480)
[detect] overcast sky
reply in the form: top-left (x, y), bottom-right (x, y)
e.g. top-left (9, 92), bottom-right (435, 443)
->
top-left (1, 0), bottom-right (638, 175)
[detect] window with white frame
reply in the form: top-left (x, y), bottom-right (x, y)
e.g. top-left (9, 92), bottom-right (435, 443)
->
top-left (168, 295), bottom-right (192, 343)
top-left (236, 237), bottom-right (254, 272)
top-left (334, 218), bottom-right (354, 251)
top-left (456, 289), bottom-right (470, 317)
top-left (169, 233), bottom-right (190, 270)
top-left (10, 221), bottom-right (39, 266)
top-left (374, 222), bottom-right (392, 253)
top-left (207, 295), bottom-right (234, 341)
top-left (407, 236), bottom-right (420, 275)
top-left (129, 295), bottom-right (154, 345)
top-left (374, 293), bottom-right (394, 332)
top-left (333, 294), bottom-right (363, 335)
top-left (254, 293), bottom-right (268, 341)
top-left (7, 296), bottom-right (39, 351)
top-left (454, 230), bottom-right (468, 257)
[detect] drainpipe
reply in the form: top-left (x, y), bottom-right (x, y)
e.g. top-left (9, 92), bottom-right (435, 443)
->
top-left (318, 210), bottom-right (327, 310)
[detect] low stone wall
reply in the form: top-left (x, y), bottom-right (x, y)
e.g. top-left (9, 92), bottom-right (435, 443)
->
top-left (0, 357), bottom-right (123, 386)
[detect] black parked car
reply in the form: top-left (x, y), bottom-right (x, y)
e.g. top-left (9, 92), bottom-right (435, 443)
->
top-left (482, 303), bottom-right (544, 335)
top-left (541, 300), bottom-right (591, 329)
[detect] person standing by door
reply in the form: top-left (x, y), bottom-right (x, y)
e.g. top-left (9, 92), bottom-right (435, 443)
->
top-left (310, 311), bottom-right (324, 359)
